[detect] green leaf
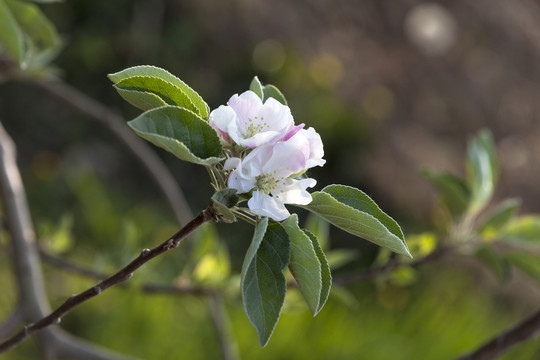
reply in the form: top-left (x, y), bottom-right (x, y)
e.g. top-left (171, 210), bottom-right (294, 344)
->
top-left (467, 130), bottom-right (498, 214)
top-left (304, 229), bottom-right (331, 314)
top-left (5, 0), bottom-right (60, 51)
top-left (478, 199), bottom-right (520, 240)
top-left (115, 76), bottom-right (198, 113)
top-left (0, 0), bottom-right (25, 64)
top-left (250, 76), bottom-right (264, 99)
top-left (263, 84), bottom-right (287, 105)
top-left (422, 170), bottom-right (470, 218)
top-left (502, 216), bottom-right (540, 244)
top-left (211, 189), bottom-right (239, 223)
top-left (505, 251), bottom-right (540, 284)
top-left (282, 215), bottom-right (323, 315)
top-left (241, 218), bottom-right (290, 346)
top-left (302, 184), bottom-right (411, 258)
top-left (475, 246), bottom-right (510, 283)
top-left (108, 65), bottom-right (209, 118)
top-left (128, 106), bottom-right (222, 165)
top-left (113, 87), bottom-right (168, 111)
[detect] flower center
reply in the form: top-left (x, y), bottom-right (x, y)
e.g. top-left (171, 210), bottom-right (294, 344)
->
top-left (255, 172), bottom-right (280, 194)
top-left (244, 116), bottom-right (268, 138)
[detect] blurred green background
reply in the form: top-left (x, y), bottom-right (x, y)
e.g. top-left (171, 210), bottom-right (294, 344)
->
top-left (1, 0), bottom-right (540, 359)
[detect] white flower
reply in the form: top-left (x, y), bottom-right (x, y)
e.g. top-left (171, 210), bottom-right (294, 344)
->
top-left (209, 90), bottom-right (294, 148)
top-left (225, 142), bottom-right (316, 221)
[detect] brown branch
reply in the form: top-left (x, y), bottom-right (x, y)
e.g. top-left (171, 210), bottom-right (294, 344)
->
top-left (456, 308), bottom-right (540, 360)
top-left (0, 119), bottom-right (214, 357)
top-left (0, 204), bottom-right (216, 354)
top-left (32, 79), bottom-right (194, 226)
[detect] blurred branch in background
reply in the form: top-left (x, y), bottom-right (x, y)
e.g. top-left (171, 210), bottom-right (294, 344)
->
top-left (0, 120), bottom-right (138, 360)
top-left (32, 80), bottom-right (194, 226)
top-left (457, 309), bottom-right (540, 360)
top-left (0, 307), bottom-right (21, 340)
top-left (0, 170), bottom-right (215, 355)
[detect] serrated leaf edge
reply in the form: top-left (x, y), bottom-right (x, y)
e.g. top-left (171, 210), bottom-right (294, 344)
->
top-left (303, 190), bottom-right (411, 257)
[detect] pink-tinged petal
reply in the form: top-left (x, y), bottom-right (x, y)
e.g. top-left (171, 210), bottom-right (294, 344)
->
top-left (283, 123), bottom-right (305, 141)
top-left (263, 142), bottom-right (306, 176)
top-left (275, 178), bottom-right (316, 205)
top-left (259, 97), bottom-right (294, 138)
top-left (248, 191), bottom-right (290, 221)
top-left (304, 127), bottom-right (326, 168)
top-left (228, 91), bottom-right (264, 135)
top-left (284, 129), bottom-right (310, 162)
top-left (240, 131), bottom-right (282, 148)
top-left (209, 106), bottom-right (236, 145)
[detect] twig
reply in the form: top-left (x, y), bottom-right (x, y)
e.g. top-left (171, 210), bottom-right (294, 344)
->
top-left (456, 308), bottom-right (540, 360)
top-left (333, 247), bottom-right (449, 285)
top-left (0, 121), bottom-right (140, 359)
top-left (0, 203), bottom-right (217, 354)
top-left (32, 80), bottom-right (193, 226)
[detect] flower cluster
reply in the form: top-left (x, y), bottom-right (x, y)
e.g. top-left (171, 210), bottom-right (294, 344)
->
top-left (210, 90), bottom-right (325, 221)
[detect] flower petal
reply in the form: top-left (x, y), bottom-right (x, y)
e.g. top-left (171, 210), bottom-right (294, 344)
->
top-left (209, 106), bottom-right (236, 145)
top-left (248, 191), bottom-right (291, 221)
top-left (227, 168), bottom-right (255, 193)
top-left (228, 91), bottom-right (264, 135)
top-left (283, 123), bottom-right (305, 141)
top-left (224, 157), bottom-right (241, 170)
top-left (263, 141), bottom-right (306, 176)
top-left (240, 130), bottom-right (282, 148)
top-left (274, 178), bottom-right (316, 205)
top-left (259, 97), bottom-right (295, 137)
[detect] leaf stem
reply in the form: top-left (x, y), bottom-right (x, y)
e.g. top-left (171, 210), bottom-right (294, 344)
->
top-left (232, 209), bottom-right (257, 225)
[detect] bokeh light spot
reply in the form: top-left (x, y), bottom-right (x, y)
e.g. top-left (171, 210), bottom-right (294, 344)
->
top-left (253, 39), bottom-right (286, 73)
top-left (405, 3), bottom-right (458, 56)
top-left (309, 53), bottom-right (343, 88)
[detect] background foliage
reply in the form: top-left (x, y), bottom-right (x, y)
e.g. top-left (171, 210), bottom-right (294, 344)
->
top-left (1, 0), bottom-right (540, 359)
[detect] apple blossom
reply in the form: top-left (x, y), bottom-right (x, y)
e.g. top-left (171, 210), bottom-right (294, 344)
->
top-left (225, 142), bottom-right (317, 221)
top-left (209, 90), bottom-right (294, 148)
